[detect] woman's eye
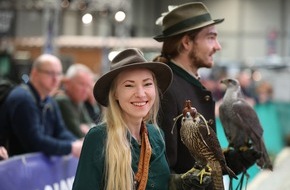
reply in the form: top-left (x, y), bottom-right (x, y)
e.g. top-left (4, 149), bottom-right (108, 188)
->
top-left (125, 84), bottom-right (133, 87)
top-left (145, 82), bottom-right (153, 86)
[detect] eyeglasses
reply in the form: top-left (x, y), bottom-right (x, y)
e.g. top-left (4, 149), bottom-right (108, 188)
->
top-left (38, 69), bottom-right (63, 78)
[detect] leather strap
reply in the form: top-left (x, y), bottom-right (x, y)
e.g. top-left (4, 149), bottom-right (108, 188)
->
top-left (134, 122), bottom-right (152, 190)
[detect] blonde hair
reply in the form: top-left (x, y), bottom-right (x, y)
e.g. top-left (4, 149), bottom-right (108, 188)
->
top-left (101, 71), bottom-right (161, 190)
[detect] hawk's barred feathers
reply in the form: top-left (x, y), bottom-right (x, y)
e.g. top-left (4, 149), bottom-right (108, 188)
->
top-left (179, 100), bottom-right (237, 190)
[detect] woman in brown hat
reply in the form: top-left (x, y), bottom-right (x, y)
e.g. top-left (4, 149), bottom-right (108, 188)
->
top-left (72, 48), bottom-right (211, 190)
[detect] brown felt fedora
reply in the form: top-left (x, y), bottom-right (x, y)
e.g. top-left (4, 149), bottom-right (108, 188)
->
top-left (154, 2), bottom-right (224, 42)
top-left (93, 48), bottom-right (173, 106)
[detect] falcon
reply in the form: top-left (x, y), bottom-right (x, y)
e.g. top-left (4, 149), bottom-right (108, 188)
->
top-left (180, 100), bottom-right (237, 190)
top-left (219, 78), bottom-right (272, 170)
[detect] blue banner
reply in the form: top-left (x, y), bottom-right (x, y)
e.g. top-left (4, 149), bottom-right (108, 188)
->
top-left (0, 153), bottom-right (78, 190)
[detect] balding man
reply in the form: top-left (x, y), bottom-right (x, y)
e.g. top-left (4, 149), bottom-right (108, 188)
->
top-left (0, 54), bottom-right (83, 158)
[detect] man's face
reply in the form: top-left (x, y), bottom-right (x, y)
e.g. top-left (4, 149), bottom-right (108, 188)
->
top-left (66, 72), bottom-right (92, 103)
top-left (36, 60), bottom-right (63, 95)
top-left (189, 25), bottom-right (222, 69)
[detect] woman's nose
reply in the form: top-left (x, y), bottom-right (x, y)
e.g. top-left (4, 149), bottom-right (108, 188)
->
top-left (134, 86), bottom-right (146, 97)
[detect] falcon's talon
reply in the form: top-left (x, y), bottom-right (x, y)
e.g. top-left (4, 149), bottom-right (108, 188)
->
top-left (197, 166), bottom-right (212, 184)
top-left (225, 147), bottom-right (233, 153)
top-left (180, 167), bottom-right (197, 179)
top-left (239, 146), bottom-right (249, 152)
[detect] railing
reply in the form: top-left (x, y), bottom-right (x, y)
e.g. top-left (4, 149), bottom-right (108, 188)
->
top-left (0, 152), bottom-right (78, 190)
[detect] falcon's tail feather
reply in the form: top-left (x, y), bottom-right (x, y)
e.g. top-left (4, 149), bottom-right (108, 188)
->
top-left (257, 140), bottom-right (273, 170)
top-left (225, 165), bottom-right (238, 179)
top-left (208, 161), bottom-right (224, 190)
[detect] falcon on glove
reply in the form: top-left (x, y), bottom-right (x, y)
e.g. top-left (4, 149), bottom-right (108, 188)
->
top-left (219, 78), bottom-right (273, 171)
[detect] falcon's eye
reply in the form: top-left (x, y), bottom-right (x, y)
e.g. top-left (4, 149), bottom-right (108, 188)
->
top-left (228, 79), bottom-right (236, 85)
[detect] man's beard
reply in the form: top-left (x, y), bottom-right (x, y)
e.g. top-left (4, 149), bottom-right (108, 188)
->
top-left (189, 48), bottom-right (212, 69)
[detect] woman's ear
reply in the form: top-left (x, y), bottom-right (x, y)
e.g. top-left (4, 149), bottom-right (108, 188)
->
top-left (114, 92), bottom-right (118, 101)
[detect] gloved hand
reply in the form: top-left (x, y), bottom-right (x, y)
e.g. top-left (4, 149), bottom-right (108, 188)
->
top-left (224, 146), bottom-right (261, 175)
top-left (169, 166), bottom-right (212, 190)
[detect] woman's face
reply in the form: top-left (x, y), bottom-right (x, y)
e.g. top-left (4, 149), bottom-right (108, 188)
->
top-left (114, 68), bottom-right (156, 122)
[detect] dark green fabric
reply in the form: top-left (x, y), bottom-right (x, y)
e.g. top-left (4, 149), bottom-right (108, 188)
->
top-left (167, 61), bottom-right (205, 89)
top-left (54, 94), bottom-right (93, 138)
top-left (72, 123), bottom-right (170, 190)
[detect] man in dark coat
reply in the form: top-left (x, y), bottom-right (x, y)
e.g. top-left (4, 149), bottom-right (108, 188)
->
top-left (0, 54), bottom-right (83, 157)
top-left (153, 2), bottom-right (260, 188)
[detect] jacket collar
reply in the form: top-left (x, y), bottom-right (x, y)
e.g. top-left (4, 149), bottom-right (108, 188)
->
top-left (167, 61), bottom-right (206, 89)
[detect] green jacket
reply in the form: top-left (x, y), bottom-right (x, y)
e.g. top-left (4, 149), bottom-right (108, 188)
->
top-left (54, 94), bottom-right (93, 138)
top-left (72, 123), bottom-right (170, 190)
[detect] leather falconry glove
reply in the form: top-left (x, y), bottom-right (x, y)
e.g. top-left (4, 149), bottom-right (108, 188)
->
top-left (224, 146), bottom-right (262, 175)
top-left (169, 166), bottom-right (212, 190)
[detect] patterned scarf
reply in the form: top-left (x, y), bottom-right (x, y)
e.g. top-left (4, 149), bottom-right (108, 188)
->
top-left (134, 122), bottom-right (152, 190)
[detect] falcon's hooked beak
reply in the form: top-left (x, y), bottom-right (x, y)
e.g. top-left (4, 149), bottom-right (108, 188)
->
top-left (220, 79), bottom-right (229, 85)
top-left (182, 112), bottom-right (192, 122)
top-left (185, 112), bottom-right (191, 118)
top-left (220, 78), bottom-right (239, 87)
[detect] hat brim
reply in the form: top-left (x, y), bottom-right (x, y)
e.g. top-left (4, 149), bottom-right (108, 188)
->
top-left (154, 18), bottom-right (224, 42)
top-left (93, 62), bottom-right (173, 107)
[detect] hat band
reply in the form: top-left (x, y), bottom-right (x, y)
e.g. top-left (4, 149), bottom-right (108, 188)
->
top-left (163, 13), bottom-right (211, 36)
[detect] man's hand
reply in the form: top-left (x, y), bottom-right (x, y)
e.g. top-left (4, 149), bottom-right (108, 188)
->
top-left (71, 139), bottom-right (83, 158)
top-left (80, 124), bottom-right (90, 135)
top-left (0, 146), bottom-right (8, 160)
top-left (224, 147), bottom-right (261, 175)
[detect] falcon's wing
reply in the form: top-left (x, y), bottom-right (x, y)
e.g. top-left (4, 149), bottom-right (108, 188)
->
top-left (231, 99), bottom-right (263, 144)
top-left (219, 103), bottom-right (233, 142)
top-left (198, 123), bottom-right (225, 162)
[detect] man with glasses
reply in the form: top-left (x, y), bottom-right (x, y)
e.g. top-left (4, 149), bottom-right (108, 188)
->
top-left (0, 54), bottom-right (83, 158)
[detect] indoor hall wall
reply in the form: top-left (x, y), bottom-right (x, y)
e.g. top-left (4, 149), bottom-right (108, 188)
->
top-left (12, 0), bottom-right (290, 63)
top-left (196, 0), bottom-right (289, 63)
top-left (14, 46), bottom-right (103, 74)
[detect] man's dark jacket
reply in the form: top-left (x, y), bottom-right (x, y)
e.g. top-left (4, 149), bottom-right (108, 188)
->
top-left (0, 82), bottom-right (76, 156)
top-left (159, 61), bottom-right (216, 174)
